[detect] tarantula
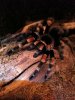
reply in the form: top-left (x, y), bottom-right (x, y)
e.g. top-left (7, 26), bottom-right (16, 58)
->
top-left (4, 18), bottom-right (73, 82)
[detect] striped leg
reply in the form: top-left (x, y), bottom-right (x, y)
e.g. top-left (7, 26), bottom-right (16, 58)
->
top-left (44, 64), bottom-right (52, 80)
top-left (29, 52), bottom-right (49, 80)
top-left (27, 40), bottom-right (40, 51)
top-left (44, 50), bottom-right (55, 80)
top-left (29, 62), bottom-right (44, 80)
top-left (33, 42), bottom-right (46, 58)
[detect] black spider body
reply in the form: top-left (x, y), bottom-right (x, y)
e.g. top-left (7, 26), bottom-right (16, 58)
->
top-left (4, 19), bottom-right (74, 82)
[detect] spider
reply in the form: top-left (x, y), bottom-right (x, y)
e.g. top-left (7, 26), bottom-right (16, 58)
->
top-left (5, 18), bottom-right (72, 82)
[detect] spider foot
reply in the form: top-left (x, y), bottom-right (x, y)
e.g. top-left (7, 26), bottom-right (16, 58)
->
top-left (6, 46), bottom-right (19, 56)
top-left (44, 64), bottom-right (52, 80)
top-left (29, 69), bottom-right (39, 80)
top-left (27, 43), bottom-right (35, 51)
top-left (33, 50), bottom-right (42, 58)
top-left (29, 62), bottom-right (44, 80)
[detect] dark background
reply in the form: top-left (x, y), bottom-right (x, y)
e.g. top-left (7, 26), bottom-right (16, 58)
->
top-left (0, 0), bottom-right (75, 36)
